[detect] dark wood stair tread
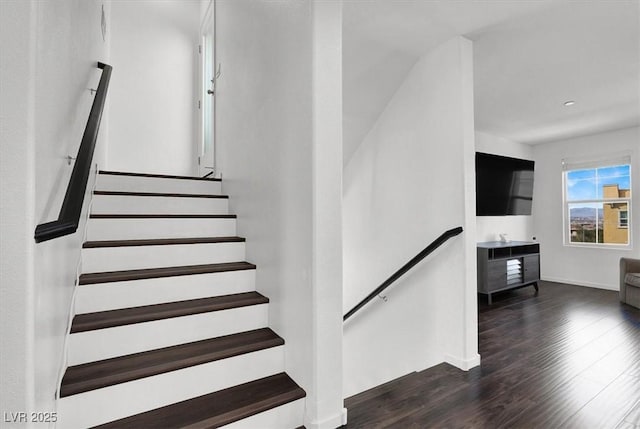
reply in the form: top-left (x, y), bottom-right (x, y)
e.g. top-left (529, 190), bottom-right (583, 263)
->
top-left (90, 214), bottom-right (236, 219)
top-left (83, 236), bottom-right (246, 248)
top-left (94, 190), bottom-right (228, 199)
top-left (61, 328), bottom-right (284, 397)
top-left (99, 170), bottom-right (221, 182)
top-left (71, 292), bottom-right (267, 333)
top-left (79, 261), bottom-right (256, 285)
top-left (93, 372), bottom-right (305, 428)
top-left (108, 375), bottom-right (306, 428)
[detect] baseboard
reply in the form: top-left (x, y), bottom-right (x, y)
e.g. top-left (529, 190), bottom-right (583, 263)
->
top-left (541, 276), bottom-right (618, 291)
top-left (304, 407), bottom-right (347, 429)
top-left (444, 353), bottom-right (481, 371)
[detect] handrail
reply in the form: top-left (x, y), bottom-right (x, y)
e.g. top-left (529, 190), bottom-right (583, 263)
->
top-left (343, 226), bottom-right (463, 322)
top-left (34, 62), bottom-right (112, 243)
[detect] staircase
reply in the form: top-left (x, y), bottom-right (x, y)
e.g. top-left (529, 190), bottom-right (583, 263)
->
top-left (57, 170), bottom-right (306, 428)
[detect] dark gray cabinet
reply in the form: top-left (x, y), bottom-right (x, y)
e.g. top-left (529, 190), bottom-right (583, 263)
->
top-left (477, 241), bottom-right (540, 304)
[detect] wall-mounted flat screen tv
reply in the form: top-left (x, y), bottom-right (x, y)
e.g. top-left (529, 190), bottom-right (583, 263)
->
top-left (476, 152), bottom-right (535, 216)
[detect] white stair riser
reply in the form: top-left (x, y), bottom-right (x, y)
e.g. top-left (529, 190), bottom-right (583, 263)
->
top-left (82, 242), bottom-right (246, 273)
top-left (92, 194), bottom-right (229, 215)
top-left (97, 174), bottom-right (222, 194)
top-left (68, 305), bottom-right (268, 365)
top-left (221, 398), bottom-right (305, 429)
top-left (57, 347), bottom-right (284, 429)
top-left (75, 270), bottom-right (256, 313)
top-left (86, 218), bottom-right (236, 240)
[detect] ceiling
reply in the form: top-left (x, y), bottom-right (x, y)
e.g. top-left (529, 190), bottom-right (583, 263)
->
top-left (343, 0), bottom-right (640, 165)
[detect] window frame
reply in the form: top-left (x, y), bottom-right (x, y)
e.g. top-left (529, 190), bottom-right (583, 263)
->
top-left (562, 155), bottom-right (632, 249)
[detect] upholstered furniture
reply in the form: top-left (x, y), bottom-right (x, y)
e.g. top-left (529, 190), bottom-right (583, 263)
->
top-left (620, 258), bottom-right (640, 309)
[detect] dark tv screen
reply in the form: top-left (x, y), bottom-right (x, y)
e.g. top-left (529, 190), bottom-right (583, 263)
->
top-left (476, 152), bottom-right (535, 216)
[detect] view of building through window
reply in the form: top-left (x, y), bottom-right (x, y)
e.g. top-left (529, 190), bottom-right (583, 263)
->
top-left (566, 164), bottom-right (631, 245)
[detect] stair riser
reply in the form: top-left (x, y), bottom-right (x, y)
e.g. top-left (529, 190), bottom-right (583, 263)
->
top-left (97, 174), bottom-right (222, 194)
top-left (57, 347), bottom-right (284, 429)
top-left (220, 398), bottom-right (305, 429)
top-left (82, 242), bottom-right (246, 273)
top-left (68, 305), bottom-right (268, 365)
top-left (91, 194), bottom-right (229, 215)
top-left (86, 218), bottom-right (236, 240)
top-left (75, 270), bottom-right (256, 313)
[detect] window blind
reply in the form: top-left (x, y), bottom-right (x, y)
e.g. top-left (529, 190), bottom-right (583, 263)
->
top-left (562, 152), bottom-right (632, 171)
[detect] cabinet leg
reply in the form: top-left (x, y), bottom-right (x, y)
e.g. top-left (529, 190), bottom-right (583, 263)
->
top-left (488, 293), bottom-right (492, 305)
top-left (533, 282), bottom-right (539, 292)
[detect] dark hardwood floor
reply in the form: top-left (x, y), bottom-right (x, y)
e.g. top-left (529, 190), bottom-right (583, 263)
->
top-left (345, 281), bottom-right (640, 428)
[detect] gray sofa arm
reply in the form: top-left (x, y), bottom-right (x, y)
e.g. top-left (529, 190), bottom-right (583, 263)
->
top-left (620, 258), bottom-right (640, 302)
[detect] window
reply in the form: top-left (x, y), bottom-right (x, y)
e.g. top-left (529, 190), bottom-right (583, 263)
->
top-left (563, 154), bottom-right (632, 246)
top-left (619, 210), bottom-right (629, 228)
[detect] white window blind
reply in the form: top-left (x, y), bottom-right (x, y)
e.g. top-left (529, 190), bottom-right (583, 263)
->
top-left (562, 152), bottom-right (632, 172)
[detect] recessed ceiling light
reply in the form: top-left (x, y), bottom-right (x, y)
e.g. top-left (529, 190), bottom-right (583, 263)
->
top-left (564, 100), bottom-right (576, 106)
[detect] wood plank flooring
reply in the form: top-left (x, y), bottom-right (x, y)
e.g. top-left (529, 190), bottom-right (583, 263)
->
top-left (344, 281), bottom-right (640, 428)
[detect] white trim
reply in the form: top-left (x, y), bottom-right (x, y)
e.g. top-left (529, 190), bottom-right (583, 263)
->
top-left (82, 241), bottom-right (244, 273)
top-left (563, 242), bottom-right (633, 251)
top-left (74, 270), bottom-right (255, 314)
top-left (199, 0), bottom-right (216, 177)
top-left (85, 217), bottom-right (236, 241)
top-left (541, 276), bottom-right (618, 291)
top-left (95, 174), bottom-right (222, 194)
top-left (304, 407), bottom-right (348, 429)
top-left (200, 0), bottom-right (214, 32)
top-left (444, 353), bottom-right (481, 371)
top-left (91, 194), bottom-right (228, 215)
top-left (567, 198), bottom-right (629, 204)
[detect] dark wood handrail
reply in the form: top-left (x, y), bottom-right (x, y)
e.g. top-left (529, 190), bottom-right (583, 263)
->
top-left (34, 62), bottom-right (112, 243)
top-left (343, 226), bottom-right (463, 322)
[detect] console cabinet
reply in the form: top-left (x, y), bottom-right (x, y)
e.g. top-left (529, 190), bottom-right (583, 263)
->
top-left (477, 241), bottom-right (540, 304)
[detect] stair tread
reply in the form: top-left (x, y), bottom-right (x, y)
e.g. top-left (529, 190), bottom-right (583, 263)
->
top-left (90, 213), bottom-right (236, 219)
top-left (61, 328), bottom-right (283, 397)
top-left (94, 190), bottom-right (229, 198)
top-left (79, 261), bottom-right (256, 285)
top-left (92, 372), bottom-right (305, 428)
top-left (99, 170), bottom-right (222, 182)
top-left (71, 291), bottom-right (267, 333)
top-left (83, 236), bottom-right (246, 248)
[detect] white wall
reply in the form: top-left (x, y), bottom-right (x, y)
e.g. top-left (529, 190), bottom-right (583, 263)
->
top-left (475, 131), bottom-right (535, 242)
top-left (216, 1), bottom-right (344, 428)
top-left (1, 1), bottom-right (36, 419)
top-left (343, 36), bottom-right (479, 398)
top-left (1, 0), bottom-right (109, 421)
top-left (215, 0), bottom-right (312, 395)
top-left (532, 126), bottom-right (640, 290)
top-left (309, 2), bottom-right (346, 428)
top-left (107, 1), bottom-right (199, 176)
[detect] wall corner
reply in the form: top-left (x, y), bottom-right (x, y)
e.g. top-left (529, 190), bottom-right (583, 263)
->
top-left (308, 0), bottom-right (344, 428)
top-left (459, 35), bottom-right (480, 364)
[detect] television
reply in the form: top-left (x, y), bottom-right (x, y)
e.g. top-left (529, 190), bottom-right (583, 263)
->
top-left (476, 152), bottom-right (535, 216)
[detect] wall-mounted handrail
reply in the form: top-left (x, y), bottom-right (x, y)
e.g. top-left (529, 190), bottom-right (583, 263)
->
top-left (34, 62), bottom-right (112, 243)
top-left (343, 226), bottom-right (463, 322)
